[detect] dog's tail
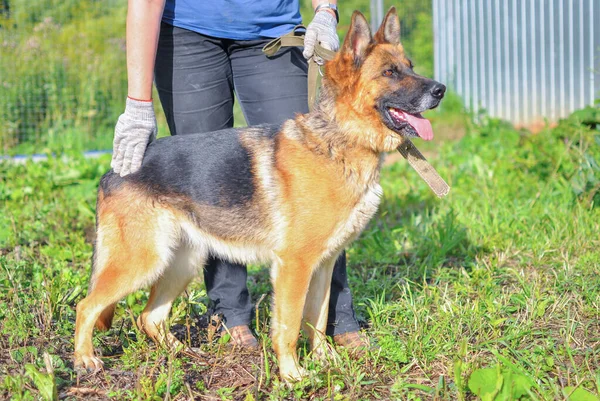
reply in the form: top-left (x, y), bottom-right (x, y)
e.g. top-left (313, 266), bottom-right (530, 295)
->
top-left (89, 235), bottom-right (117, 331)
top-left (89, 173), bottom-right (121, 331)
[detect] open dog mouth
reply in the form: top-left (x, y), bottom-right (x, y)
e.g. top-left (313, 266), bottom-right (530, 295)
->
top-left (385, 107), bottom-right (434, 141)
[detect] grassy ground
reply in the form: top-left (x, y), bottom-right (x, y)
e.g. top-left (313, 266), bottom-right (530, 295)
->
top-left (0, 108), bottom-right (599, 400)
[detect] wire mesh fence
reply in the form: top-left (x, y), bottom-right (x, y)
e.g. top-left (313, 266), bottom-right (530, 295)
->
top-left (0, 0), bottom-right (127, 154)
top-left (0, 0), bottom-right (432, 155)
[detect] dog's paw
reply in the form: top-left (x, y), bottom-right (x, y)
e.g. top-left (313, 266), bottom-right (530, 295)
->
top-left (279, 363), bottom-right (307, 383)
top-left (311, 340), bottom-right (338, 362)
top-left (165, 333), bottom-right (185, 353)
top-left (74, 354), bottom-right (104, 373)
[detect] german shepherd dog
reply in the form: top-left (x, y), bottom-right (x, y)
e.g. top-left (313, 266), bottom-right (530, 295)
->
top-left (74, 7), bottom-right (445, 381)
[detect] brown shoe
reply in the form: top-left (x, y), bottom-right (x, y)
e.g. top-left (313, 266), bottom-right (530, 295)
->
top-left (227, 325), bottom-right (259, 349)
top-left (333, 331), bottom-right (376, 356)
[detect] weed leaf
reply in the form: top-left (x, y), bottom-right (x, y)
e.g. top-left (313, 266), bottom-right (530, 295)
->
top-left (468, 366), bottom-right (533, 401)
top-left (468, 368), bottom-right (503, 401)
top-left (563, 387), bottom-right (600, 401)
top-left (24, 364), bottom-right (57, 401)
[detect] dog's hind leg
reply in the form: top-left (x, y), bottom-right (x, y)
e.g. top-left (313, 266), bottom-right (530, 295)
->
top-left (137, 243), bottom-right (205, 352)
top-left (75, 253), bottom-right (171, 370)
top-left (95, 303), bottom-right (116, 332)
top-left (302, 255), bottom-right (336, 359)
top-left (74, 191), bottom-right (177, 371)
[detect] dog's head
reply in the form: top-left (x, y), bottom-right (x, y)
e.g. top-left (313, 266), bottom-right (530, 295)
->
top-left (324, 7), bottom-right (445, 152)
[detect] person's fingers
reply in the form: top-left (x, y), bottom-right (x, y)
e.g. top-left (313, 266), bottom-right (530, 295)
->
top-left (320, 35), bottom-right (339, 51)
top-left (332, 38), bottom-right (340, 52)
top-left (118, 140), bottom-right (135, 177)
top-left (111, 116), bottom-right (128, 172)
top-left (110, 153), bottom-right (121, 173)
top-left (303, 28), bottom-right (317, 59)
top-left (128, 141), bottom-right (148, 175)
top-left (320, 39), bottom-right (333, 51)
top-left (111, 138), bottom-right (127, 173)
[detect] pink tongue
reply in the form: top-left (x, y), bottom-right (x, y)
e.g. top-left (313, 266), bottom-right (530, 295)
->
top-left (404, 112), bottom-right (434, 141)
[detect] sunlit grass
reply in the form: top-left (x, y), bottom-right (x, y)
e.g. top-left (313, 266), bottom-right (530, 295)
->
top-left (1, 109), bottom-right (599, 399)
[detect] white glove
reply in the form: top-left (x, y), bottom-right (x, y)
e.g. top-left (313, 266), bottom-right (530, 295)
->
top-left (111, 97), bottom-right (157, 177)
top-left (303, 10), bottom-right (339, 62)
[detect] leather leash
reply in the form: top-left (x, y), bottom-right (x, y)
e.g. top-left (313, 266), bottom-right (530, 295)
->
top-left (397, 140), bottom-right (450, 197)
top-left (262, 25), bottom-right (336, 111)
top-left (262, 28), bottom-right (450, 198)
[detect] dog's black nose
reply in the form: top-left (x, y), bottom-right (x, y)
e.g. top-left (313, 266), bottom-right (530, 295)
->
top-left (430, 83), bottom-right (446, 99)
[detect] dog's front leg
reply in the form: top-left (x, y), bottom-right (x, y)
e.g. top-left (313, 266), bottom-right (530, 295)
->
top-left (270, 255), bottom-right (314, 382)
top-left (302, 255), bottom-right (336, 359)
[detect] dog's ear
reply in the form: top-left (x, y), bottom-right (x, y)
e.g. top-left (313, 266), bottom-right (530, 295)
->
top-left (341, 11), bottom-right (373, 65)
top-left (374, 7), bottom-right (401, 45)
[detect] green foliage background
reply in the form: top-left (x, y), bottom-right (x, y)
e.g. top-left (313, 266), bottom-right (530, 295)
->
top-left (0, 0), bottom-right (127, 153)
top-left (0, 0), bottom-right (433, 154)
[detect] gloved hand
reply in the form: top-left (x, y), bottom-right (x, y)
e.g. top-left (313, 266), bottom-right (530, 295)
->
top-left (111, 97), bottom-right (157, 177)
top-left (303, 10), bottom-right (339, 62)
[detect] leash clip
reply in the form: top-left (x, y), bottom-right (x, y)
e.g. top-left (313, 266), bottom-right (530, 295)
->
top-left (312, 57), bottom-right (325, 77)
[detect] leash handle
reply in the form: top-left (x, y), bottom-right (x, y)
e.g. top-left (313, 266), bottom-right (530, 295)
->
top-left (262, 25), bottom-right (308, 56)
top-left (262, 25), bottom-right (337, 60)
top-left (262, 26), bottom-right (336, 111)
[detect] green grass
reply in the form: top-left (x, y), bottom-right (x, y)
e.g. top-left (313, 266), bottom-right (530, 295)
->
top-left (1, 108), bottom-right (599, 400)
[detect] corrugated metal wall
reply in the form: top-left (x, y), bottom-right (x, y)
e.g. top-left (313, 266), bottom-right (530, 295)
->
top-left (433, 0), bottom-right (600, 125)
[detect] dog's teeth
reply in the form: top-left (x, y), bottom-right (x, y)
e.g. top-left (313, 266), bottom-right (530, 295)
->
top-left (389, 108), bottom-right (406, 121)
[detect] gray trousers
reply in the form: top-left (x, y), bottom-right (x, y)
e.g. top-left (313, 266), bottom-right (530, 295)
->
top-left (154, 23), bottom-right (359, 336)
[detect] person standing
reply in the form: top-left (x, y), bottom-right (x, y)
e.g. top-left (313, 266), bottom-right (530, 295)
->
top-left (110, 0), bottom-right (370, 351)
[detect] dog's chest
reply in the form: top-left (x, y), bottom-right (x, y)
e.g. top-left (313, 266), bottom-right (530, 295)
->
top-left (326, 183), bottom-right (383, 252)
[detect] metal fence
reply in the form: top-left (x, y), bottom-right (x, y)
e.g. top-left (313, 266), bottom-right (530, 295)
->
top-left (433, 0), bottom-right (600, 125)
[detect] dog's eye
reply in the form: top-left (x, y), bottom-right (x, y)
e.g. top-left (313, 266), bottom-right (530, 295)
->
top-left (382, 69), bottom-right (394, 77)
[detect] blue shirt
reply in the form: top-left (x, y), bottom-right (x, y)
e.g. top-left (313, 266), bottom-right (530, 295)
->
top-left (162, 0), bottom-right (302, 40)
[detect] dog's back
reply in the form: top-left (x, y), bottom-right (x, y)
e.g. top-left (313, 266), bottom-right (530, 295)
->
top-left (102, 124), bottom-right (280, 207)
